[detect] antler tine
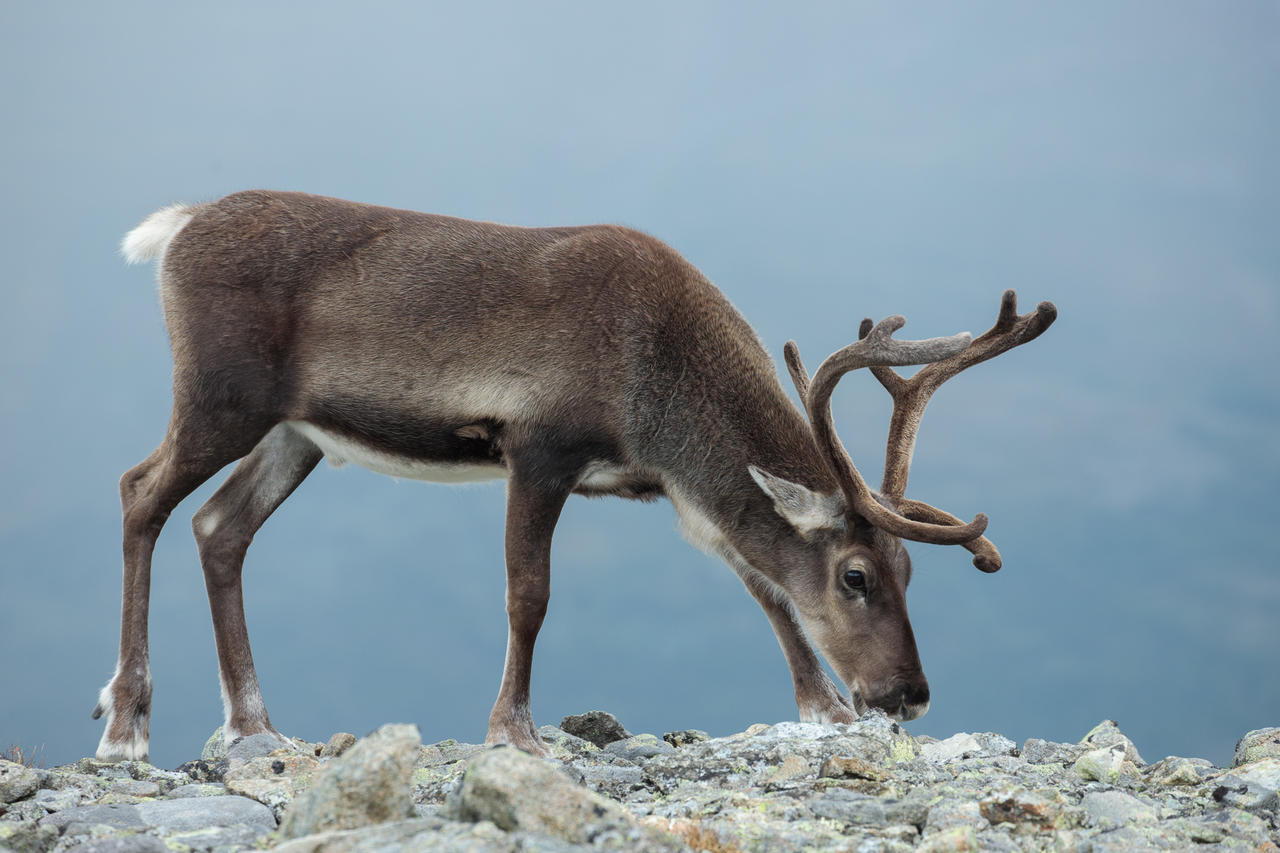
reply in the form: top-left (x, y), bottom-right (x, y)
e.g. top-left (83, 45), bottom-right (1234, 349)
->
top-left (897, 498), bottom-right (1003, 572)
top-left (790, 317), bottom-right (989, 546)
top-left (783, 340), bottom-right (811, 403)
top-left (873, 290), bottom-right (1058, 498)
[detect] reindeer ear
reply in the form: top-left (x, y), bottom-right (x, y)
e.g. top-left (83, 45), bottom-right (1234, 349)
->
top-left (748, 466), bottom-right (844, 536)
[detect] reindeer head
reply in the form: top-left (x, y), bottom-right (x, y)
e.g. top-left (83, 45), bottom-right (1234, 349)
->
top-left (750, 291), bottom-right (1056, 721)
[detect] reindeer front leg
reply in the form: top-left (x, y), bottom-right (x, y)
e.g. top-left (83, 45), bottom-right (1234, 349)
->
top-left (486, 472), bottom-right (569, 757)
top-left (739, 576), bottom-right (860, 724)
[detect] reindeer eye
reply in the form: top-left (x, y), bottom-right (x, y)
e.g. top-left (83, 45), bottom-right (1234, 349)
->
top-left (843, 569), bottom-right (867, 592)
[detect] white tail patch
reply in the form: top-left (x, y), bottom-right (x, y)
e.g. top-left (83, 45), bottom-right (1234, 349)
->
top-left (121, 204), bottom-right (195, 264)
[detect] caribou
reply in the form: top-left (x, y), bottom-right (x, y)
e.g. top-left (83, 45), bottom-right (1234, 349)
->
top-left (96, 190), bottom-right (1055, 761)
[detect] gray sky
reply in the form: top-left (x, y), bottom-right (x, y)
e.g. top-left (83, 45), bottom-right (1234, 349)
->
top-left (2, 2), bottom-right (1277, 769)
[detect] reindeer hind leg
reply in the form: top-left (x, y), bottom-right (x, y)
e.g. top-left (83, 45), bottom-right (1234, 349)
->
top-left (191, 424), bottom-right (322, 750)
top-left (95, 398), bottom-right (275, 762)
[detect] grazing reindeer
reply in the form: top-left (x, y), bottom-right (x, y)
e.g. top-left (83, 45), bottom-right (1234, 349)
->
top-left (96, 190), bottom-right (1055, 761)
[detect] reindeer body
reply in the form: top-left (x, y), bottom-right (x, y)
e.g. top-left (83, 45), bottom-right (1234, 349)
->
top-left (97, 190), bottom-right (1054, 761)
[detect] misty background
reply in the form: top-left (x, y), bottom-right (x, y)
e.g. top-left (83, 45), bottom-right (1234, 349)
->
top-left (2, 2), bottom-right (1276, 769)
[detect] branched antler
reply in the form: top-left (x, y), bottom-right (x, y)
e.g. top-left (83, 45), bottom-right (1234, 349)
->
top-left (784, 317), bottom-right (989, 547)
top-left (853, 290), bottom-right (1058, 572)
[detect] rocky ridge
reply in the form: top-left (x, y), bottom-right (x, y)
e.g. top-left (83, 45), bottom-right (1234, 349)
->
top-left (2, 717), bottom-right (1277, 852)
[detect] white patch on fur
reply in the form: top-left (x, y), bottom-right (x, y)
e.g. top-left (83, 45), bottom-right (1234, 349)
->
top-left (121, 204), bottom-right (194, 264)
top-left (94, 662), bottom-right (152, 761)
top-left (195, 510), bottom-right (220, 538)
top-left (576, 462), bottom-right (630, 490)
top-left (748, 465), bottom-right (844, 536)
top-left (668, 490), bottom-right (728, 554)
top-left (219, 671), bottom-right (269, 743)
top-left (287, 421), bottom-right (507, 483)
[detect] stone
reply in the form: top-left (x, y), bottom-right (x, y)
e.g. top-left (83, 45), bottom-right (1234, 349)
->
top-left (662, 730), bottom-right (710, 748)
top-left (1080, 719), bottom-right (1146, 766)
top-left (0, 761), bottom-right (41, 804)
top-left (225, 732), bottom-right (290, 764)
top-left (164, 783), bottom-right (226, 798)
top-left (1021, 738), bottom-right (1086, 766)
top-left (107, 779), bottom-right (159, 798)
top-left (807, 788), bottom-right (888, 825)
top-left (1232, 727), bottom-right (1280, 767)
top-left (1072, 743), bottom-right (1127, 783)
top-left (65, 836), bottom-right (170, 853)
top-left (443, 746), bottom-right (681, 850)
top-left (559, 710), bottom-right (632, 748)
top-left (1211, 759), bottom-right (1280, 815)
top-left (602, 733), bottom-right (676, 763)
top-left (762, 753), bottom-right (812, 790)
top-left (280, 722), bottom-right (420, 838)
top-left (1144, 755), bottom-right (1211, 786)
top-left (923, 798), bottom-right (986, 834)
top-left (917, 825), bottom-right (980, 852)
top-left (321, 732), bottom-right (358, 758)
top-left (979, 787), bottom-right (1065, 829)
top-left (536, 726), bottom-right (598, 760)
top-left (41, 796), bottom-right (275, 834)
top-left (200, 726), bottom-right (226, 761)
top-left (820, 754), bottom-right (885, 781)
top-left (1081, 790), bottom-right (1158, 828)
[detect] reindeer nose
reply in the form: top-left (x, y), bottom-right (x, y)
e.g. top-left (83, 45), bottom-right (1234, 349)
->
top-left (867, 675), bottom-right (930, 720)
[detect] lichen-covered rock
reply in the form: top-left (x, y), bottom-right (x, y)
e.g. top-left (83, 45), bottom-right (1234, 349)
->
top-left (279, 723), bottom-right (420, 838)
top-left (1080, 719), bottom-right (1146, 766)
top-left (662, 730), bottom-right (709, 748)
top-left (1233, 727), bottom-right (1280, 767)
top-left (7, 716), bottom-right (1278, 853)
top-left (320, 733), bottom-right (357, 759)
top-left (1073, 743), bottom-right (1130, 783)
top-left (0, 760), bottom-right (42, 805)
top-left (443, 746), bottom-right (682, 851)
top-left (560, 711), bottom-right (632, 749)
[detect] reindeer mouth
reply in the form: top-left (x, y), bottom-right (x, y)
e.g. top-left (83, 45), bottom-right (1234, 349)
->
top-left (851, 681), bottom-right (930, 722)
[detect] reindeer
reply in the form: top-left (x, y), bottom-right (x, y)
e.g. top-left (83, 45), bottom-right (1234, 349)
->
top-left (95, 190), bottom-right (1055, 761)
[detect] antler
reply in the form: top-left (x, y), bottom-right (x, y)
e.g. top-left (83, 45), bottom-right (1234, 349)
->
top-left (784, 316), bottom-right (989, 547)
top-left (855, 290), bottom-right (1058, 572)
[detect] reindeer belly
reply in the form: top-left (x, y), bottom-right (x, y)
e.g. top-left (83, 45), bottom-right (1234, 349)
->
top-left (286, 420), bottom-right (508, 483)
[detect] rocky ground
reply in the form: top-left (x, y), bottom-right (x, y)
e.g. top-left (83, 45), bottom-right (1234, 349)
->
top-left (2, 714), bottom-right (1277, 852)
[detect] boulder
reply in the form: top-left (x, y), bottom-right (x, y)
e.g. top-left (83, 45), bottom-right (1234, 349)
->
top-left (280, 723), bottom-right (420, 838)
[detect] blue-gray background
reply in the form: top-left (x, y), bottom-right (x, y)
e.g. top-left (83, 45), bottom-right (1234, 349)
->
top-left (2, 2), bottom-right (1276, 769)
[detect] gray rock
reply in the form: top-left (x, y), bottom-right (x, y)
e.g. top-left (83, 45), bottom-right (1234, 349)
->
top-left (1080, 719), bottom-right (1146, 766)
top-left (1081, 790), bottom-right (1158, 828)
top-left (1211, 762), bottom-right (1280, 816)
top-left (33, 788), bottom-right (83, 812)
top-left (1144, 755), bottom-right (1213, 786)
top-left (0, 761), bottom-right (41, 805)
top-left (1021, 738), bottom-right (1086, 765)
top-left (271, 817), bottom-right (512, 853)
top-left (602, 734), bottom-right (676, 763)
top-left (40, 796), bottom-right (274, 835)
top-left (280, 722), bottom-right (420, 838)
top-left (443, 747), bottom-right (680, 851)
top-left (535, 726), bottom-right (597, 760)
top-left (224, 732), bottom-right (289, 764)
top-left (559, 711), bottom-right (632, 749)
top-left (922, 798), bottom-right (986, 834)
top-left (200, 727), bottom-right (226, 761)
top-left (1073, 743), bottom-right (1128, 783)
top-left (163, 783), bottom-right (227, 799)
top-left (807, 789), bottom-right (888, 826)
top-left (918, 732), bottom-right (1014, 763)
top-left (66, 835), bottom-right (171, 853)
top-left (321, 733), bottom-right (358, 758)
top-left (1232, 727), bottom-right (1280, 767)
top-left (662, 730), bottom-right (709, 748)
